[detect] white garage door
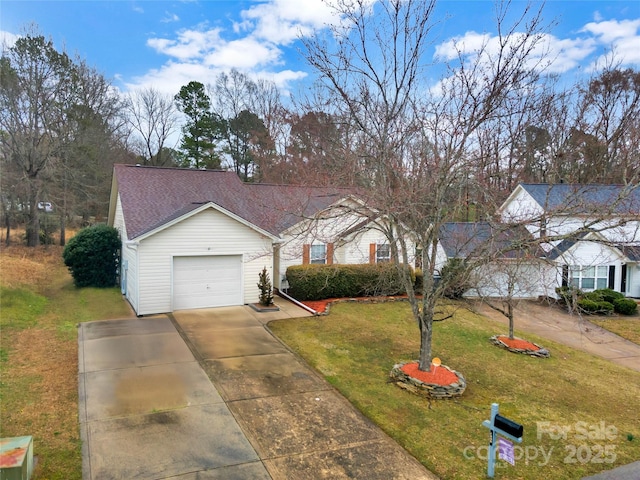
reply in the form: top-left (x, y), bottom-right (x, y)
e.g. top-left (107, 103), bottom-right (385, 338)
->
top-left (173, 255), bottom-right (243, 310)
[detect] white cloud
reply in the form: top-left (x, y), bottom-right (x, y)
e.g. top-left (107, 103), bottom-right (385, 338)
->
top-left (238, 0), bottom-right (339, 44)
top-left (0, 30), bottom-right (19, 49)
top-left (162, 12), bottom-right (180, 23)
top-left (581, 18), bottom-right (640, 43)
top-left (134, 0), bottom-right (339, 95)
top-left (203, 37), bottom-right (282, 69)
top-left (581, 18), bottom-right (640, 69)
top-left (147, 27), bottom-right (224, 61)
top-left (433, 15), bottom-right (639, 78)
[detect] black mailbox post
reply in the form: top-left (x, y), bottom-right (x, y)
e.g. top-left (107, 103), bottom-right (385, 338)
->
top-left (482, 403), bottom-right (523, 478)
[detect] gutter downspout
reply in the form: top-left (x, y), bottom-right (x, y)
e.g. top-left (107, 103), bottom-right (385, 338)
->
top-left (276, 289), bottom-right (318, 315)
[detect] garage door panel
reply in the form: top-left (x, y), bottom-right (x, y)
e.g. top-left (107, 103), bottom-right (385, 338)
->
top-left (173, 256), bottom-right (242, 310)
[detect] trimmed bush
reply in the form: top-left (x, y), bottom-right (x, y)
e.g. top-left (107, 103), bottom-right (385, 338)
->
top-left (63, 225), bottom-right (120, 288)
top-left (286, 263), bottom-right (412, 301)
top-left (613, 298), bottom-right (638, 315)
top-left (440, 258), bottom-right (470, 299)
top-left (556, 286), bottom-right (582, 307)
top-left (577, 298), bottom-right (614, 315)
top-left (584, 288), bottom-right (624, 304)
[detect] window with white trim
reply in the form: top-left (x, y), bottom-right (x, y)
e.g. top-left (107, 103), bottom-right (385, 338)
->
top-left (376, 243), bottom-right (391, 263)
top-left (310, 243), bottom-right (327, 264)
top-left (569, 265), bottom-right (609, 290)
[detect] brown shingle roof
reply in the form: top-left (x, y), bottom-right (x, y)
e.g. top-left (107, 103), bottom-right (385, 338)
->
top-left (113, 165), bottom-right (354, 240)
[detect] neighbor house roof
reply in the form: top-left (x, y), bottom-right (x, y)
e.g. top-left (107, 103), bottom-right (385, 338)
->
top-left (439, 222), bottom-right (540, 259)
top-left (111, 164), bottom-right (355, 240)
top-left (619, 245), bottom-right (640, 262)
top-left (518, 183), bottom-right (640, 215)
top-left (545, 231), bottom-right (592, 260)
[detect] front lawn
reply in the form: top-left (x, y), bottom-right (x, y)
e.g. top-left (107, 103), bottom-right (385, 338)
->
top-left (269, 301), bottom-right (640, 480)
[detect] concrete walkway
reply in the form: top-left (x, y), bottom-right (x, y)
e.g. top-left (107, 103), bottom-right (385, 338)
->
top-left (78, 298), bottom-right (437, 479)
top-left (470, 300), bottom-right (640, 372)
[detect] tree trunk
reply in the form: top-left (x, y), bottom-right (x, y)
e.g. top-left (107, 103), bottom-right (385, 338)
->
top-left (26, 190), bottom-right (40, 247)
top-left (59, 215), bottom-right (66, 246)
top-left (508, 302), bottom-right (514, 339)
top-left (418, 314), bottom-right (433, 371)
top-left (4, 211), bottom-right (11, 246)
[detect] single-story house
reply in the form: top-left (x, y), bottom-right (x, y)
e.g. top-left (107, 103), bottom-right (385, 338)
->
top-left (107, 165), bottom-right (408, 315)
top-left (436, 222), bottom-right (557, 299)
top-left (437, 184), bottom-right (639, 300)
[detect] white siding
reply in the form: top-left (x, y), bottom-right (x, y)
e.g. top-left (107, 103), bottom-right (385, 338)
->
top-left (555, 240), bottom-right (626, 295)
top-left (468, 261), bottom-right (555, 299)
top-left (627, 266), bottom-right (640, 298)
top-left (278, 209), bottom-right (417, 287)
top-left (136, 207), bottom-right (273, 315)
top-left (113, 195), bottom-right (139, 313)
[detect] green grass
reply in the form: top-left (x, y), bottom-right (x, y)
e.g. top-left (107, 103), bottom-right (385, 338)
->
top-left (0, 287), bottom-right (48, 328)
top-left (269, 301), bottom-right (640, 480)
top-left (591, 317), bottom-right (640, 345)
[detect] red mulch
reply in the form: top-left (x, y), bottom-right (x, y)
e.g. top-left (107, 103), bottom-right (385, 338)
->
top-left (401, 361), bottom-right (459, 386)
top-left (301, 299), bottom-right (332, 313)
top-left (497, 335), bottom-right (540, 351)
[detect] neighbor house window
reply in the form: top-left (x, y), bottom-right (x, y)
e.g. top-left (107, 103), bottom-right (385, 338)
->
top-left (376, 243), bottom-right (391, 263)
top-left (310, 244), bottom-right (327, 264)
top-left (569, 265), bottom-right (609, 290)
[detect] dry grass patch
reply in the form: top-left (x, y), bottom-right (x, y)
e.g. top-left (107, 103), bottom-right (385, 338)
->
top-left (1, 244), bottom-right (132, 479)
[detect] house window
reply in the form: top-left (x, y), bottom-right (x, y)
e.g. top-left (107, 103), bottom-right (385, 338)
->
top-left (569, 265), bottom-right (609, 290)
top-left (376, 244), bottom-right (391, 263)
top-left (310, 244), bottom-right (327, 264)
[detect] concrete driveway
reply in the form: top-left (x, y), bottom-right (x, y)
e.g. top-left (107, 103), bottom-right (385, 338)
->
top-left (79, 298), bottom-right (437, 479)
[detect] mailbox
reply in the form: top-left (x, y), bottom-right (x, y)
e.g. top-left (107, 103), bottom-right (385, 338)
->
top-left (494, 414), bottom-right (523, 439)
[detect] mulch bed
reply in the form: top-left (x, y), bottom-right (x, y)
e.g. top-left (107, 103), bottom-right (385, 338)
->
top-left (390, 361), bottom-right (466, 399)
top-left (490, 334), bottom-right (550, 358)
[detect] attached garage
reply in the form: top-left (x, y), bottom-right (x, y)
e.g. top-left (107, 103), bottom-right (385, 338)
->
top-left (173, 255), bottom-right (243, 310)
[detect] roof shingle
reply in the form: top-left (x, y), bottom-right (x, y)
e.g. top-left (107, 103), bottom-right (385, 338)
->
top-left (113, 165), bottom-right (354, 240)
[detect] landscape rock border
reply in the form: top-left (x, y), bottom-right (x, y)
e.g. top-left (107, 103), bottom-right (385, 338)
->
top-left (389, 362), bottom-right (466, 399)
top-left (490, 334), bottom-right (550, 358)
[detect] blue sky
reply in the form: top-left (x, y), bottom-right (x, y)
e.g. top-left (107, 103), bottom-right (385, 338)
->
top-left (2, 0), bottom-right (639, 97)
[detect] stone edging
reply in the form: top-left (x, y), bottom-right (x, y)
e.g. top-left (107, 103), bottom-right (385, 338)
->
top-left (389, 362), bottom-right (466, 399)
top-left (490, 335), bottom-right (550, 358)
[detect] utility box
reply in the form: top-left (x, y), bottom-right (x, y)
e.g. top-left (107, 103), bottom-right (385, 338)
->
top-left (0, 436), bottom-right (34, 480)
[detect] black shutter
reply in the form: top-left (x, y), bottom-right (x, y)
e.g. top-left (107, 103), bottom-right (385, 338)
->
top-left (608, 266), bottom-right (615, 290)
top-left (562, 265), bottom-right (569, 287)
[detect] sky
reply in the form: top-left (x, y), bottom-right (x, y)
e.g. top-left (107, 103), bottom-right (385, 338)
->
top-left (1, 0), bottom-right (639, 98)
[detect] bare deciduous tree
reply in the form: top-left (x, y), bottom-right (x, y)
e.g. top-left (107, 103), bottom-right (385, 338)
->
top-left (0, 31), bottom-right (73, 246)
top-left (125, 87), bottom-right (179, 166)
top-left (303, 0), bottom-right (553, 371)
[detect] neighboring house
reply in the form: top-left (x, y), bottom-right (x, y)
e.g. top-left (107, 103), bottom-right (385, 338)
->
top-left (436, 222), bottom-right (556, 299)
top-left (498, 183), bottom-right (639, 298)
top-left (107, 165), bottom-right (408, 315)
top-left (440, 184), bottom-right (639, 300)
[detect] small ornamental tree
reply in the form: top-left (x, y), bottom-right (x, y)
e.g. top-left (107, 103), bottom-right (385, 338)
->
top-left (257, 267), bottom-right (274, 306)
top-left (63, 225), bottom-right (120, 287)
